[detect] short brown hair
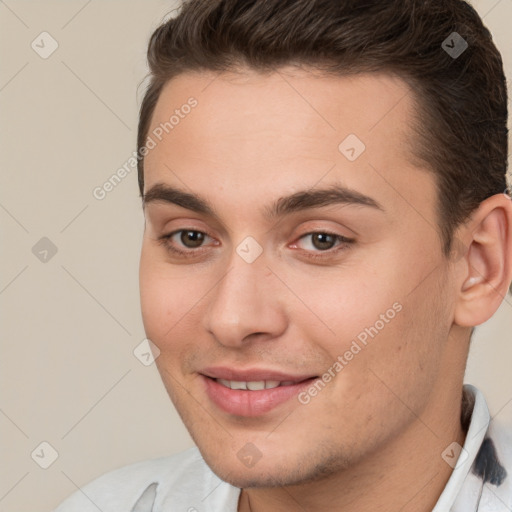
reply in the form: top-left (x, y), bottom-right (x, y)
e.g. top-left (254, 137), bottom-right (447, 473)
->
top-left (137, 0), bottom-right (509, 260)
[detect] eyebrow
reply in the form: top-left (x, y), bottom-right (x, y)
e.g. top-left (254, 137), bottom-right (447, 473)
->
top-left (143, 182), bottom-right (384, 220)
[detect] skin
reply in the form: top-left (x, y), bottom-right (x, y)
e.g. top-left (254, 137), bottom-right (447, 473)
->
top-left (139, 66), bottom-right (512, 511)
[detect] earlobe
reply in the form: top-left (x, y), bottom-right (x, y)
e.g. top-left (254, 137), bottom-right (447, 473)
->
top-left (453, 193), bottom-right (512, 327)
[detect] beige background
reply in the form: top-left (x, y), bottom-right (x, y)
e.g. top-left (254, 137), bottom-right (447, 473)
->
top-left (0, 1), bottom-right (511, 510)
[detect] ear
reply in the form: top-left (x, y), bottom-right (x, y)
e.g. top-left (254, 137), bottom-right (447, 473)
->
top-left (453, 192), bottom-right (512, 327)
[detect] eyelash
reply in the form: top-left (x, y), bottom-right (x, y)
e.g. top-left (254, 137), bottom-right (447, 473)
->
top-left (158, 228), bottom-right (355, 261)
top-left (292, 232), bottom-right (355, 260)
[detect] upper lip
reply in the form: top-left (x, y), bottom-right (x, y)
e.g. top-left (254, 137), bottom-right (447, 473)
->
top-left (200, 366), bottom-right (317, 382)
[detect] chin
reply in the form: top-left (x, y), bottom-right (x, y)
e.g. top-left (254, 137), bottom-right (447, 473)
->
top-left (198, 444), bottom-right (351, 489)
top-left (207, 460), bottom-right (306, 489)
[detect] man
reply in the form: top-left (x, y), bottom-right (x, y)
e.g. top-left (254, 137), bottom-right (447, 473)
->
top-left (55, 0), bottom-right (512, 510)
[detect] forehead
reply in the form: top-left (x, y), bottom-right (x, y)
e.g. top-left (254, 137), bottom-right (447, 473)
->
top-left (147, 66), bottom-right (415, 156)
top-left (143, 67), bottom-right (435, 224)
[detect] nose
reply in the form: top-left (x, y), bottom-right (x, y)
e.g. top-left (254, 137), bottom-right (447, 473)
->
top-left (201, 250), bottom-right (288, 348)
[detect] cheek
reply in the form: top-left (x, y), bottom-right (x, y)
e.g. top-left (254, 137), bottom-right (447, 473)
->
top-left (139, 249), bottom-right (219, 368)
top-left (287, 266), bottom-right (402, 351)
top-left (139, 255), bottom-right (168, 341)
top-left (139, 249), bottom-right (193, 345)
top-left (290, 264), bottom-right (444, 403)
top-left (341, 281), bottom-right (450, 421)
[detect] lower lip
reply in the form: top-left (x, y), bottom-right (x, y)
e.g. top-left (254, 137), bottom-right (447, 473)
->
top-left (202, 376), bottom-right (315, 417)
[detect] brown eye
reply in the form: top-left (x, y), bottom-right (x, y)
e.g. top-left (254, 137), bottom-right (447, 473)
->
top-left (157, 228), bottom-right (216, 258)
top-left (310, 233), bottom-right (336, 251)
top-left (293, 231), bottom-right (355, 259)
top-left (180, 230), bottom-right (206, 248)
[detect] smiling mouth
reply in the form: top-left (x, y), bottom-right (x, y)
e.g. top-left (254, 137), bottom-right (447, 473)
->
top-left (214, 379), bottom-right (307, 391)
top-left (202, 374), bottom-right (319, 416)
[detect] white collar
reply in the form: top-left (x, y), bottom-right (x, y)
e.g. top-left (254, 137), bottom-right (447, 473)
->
top-left (433, 384), bottom-right (491, 511)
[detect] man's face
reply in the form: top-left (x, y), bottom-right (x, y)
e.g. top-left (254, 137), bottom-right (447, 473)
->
top-left (139, 67), bottom-right (458, 487)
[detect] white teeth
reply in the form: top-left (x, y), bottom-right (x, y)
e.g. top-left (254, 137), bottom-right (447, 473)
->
top-left (215, 379), bottom-right (289, 390)
top-left (247, 381), bottom-right (266, 391)
top-left (230, 380), bottom-right (248, 390)
top-left (217, 379), bottom-right (232, 388)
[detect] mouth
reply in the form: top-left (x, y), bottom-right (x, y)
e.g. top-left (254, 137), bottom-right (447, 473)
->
top-left (214, 378), bottom-right (302, 390)
top-left (200, 368), bottom-right (318, 417)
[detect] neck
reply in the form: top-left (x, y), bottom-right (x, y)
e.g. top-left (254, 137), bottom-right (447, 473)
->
top-left (239, 382), bottom-right (467, 512)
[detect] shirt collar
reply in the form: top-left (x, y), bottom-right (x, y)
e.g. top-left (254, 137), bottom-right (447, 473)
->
top-left (433, 384), bottom-right (491, 511)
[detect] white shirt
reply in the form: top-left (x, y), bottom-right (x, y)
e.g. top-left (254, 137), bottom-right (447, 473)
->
top-left (53, 385), bottom-right (512, 512)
